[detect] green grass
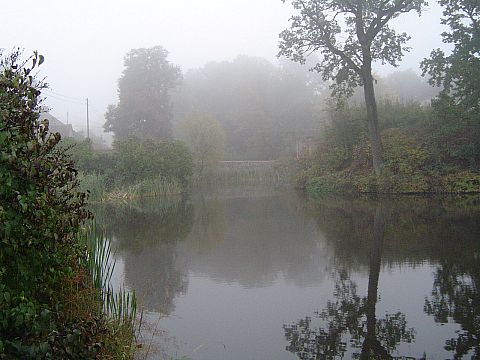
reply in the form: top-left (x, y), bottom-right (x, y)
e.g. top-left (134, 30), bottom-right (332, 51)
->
top-left (210, 161), bottom-right (292, 186)
top-left (78, 172), bottom-right (106, 202)
top-left (80, 175), bottom-right (185, 202)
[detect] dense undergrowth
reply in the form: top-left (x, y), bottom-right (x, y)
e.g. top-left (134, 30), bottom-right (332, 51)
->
top-left (63, 136), bottom-right (193, 202)
top-left (0, 51), bottom-right (136, 358)
top-left (300, 99), bottom-right (480, 196)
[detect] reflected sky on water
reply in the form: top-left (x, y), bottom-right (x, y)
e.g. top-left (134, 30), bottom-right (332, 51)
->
top-left (94, 190), bottom-right (480, 360)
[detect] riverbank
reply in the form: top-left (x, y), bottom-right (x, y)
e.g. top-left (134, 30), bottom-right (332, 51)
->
top-left (298, 101), bottom-right (480, 197)
top-left (305, 168), bottom-right (480, 197)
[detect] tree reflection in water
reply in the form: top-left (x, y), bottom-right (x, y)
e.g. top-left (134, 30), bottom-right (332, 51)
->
top-left (424, 250), bottom-right (480, 357)
top-left (95, 197), bottom-right (195, 315)
top-left (284, 205), bottom-right (415, 359)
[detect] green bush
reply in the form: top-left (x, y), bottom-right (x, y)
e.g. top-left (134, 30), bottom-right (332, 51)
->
top-left (442, 171), bottom-right (480, 193)
top-left (64, 137), bottom-right (194, 199)
top-left (113, 137), bottom-right (193, 188)
top-left (60, 138), bottom-right (117, 187)
top-left (0, 51), bottom-right (92, 357)
top-left (307, 174), bottom-right (350, 197)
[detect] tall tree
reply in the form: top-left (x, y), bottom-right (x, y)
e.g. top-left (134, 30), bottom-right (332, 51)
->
top-left (278, 0), bottom-right (427, 174)
top-left (421, 0), bottom-right (480, 112)
top-left (104, 46), bottom-right (181, 140)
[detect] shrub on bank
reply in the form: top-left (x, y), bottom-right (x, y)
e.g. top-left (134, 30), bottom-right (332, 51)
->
top-left (0, 50), bottom-right (94, 357)
top-left (0, 50), bottom-right (135, 359)
top-left (303, 100), bottom-right (480, 196)
top-left (64, 137), bottom-right (194, 200)
top-left (114, 137), bottom-right (193, 188)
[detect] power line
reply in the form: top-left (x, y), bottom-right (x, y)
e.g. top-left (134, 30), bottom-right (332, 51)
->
top-left (42, 89), bottom-right (85, 102)
top-left (43, 92), bottom-right (85, 105)
top-left (41, 90), bottom-right (92, 140)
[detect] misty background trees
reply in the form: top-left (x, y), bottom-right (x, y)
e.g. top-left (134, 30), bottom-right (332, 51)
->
top-left (181, 113), bottom-right (225, 180)
top-left (173, 55), bottom-right (324, 160)
top-left (104, 46), bottom-right (181, 140)
top-left (56, 0), bottom-right (478, 195)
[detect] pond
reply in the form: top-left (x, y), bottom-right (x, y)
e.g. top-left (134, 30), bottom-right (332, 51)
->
top-left (94, 189), bottom-right (480, 359)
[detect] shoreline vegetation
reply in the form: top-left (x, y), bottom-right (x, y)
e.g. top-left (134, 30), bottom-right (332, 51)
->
top-left (0, 51), bottom-right (138, 359)
top-left (71, 138), bottom-right (294, 203)
top-left (297, 100), bottom-right (480, 198)
top-left (62, 136), bottom-right (194, 204)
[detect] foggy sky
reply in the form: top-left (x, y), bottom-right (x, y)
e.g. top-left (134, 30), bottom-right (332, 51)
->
top-left (1, 0), bottom-right (447, 136)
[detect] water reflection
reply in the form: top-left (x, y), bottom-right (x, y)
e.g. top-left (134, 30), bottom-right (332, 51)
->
top-left (183, 193), bottom-right (329, 288)
top-left (286, 195), bottom-right (480, 359)
top-left (424, 231), bottom-right (480, 358)
top-left (95, 197), bottom-right (194, 314)
top-left (284, 204), bottom-right (415, 359)
top-left (92, 192), bottom-right (480, 359)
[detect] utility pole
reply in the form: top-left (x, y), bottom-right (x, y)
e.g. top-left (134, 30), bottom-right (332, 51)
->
top-left (86, 98), bottom-right (90, 140)
top-left (66, 112), bottom-right (69, 124)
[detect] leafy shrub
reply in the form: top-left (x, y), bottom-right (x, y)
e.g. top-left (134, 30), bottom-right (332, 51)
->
top-left (442, 171), bottom-right (480, 193)
top-left (60, 138), bottom-right (117, 187)
top-left (307, 174), bottom-right (351, 197)
top-left (113, 137), bottom-right (193, 188)
top-left (382, 128), bottom-right (429, 175)
top-left (0, 51), bottom-right (92, 357)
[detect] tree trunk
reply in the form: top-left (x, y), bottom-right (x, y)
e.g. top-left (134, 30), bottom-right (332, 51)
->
top-left (362, 68), bottom-right (384, 175)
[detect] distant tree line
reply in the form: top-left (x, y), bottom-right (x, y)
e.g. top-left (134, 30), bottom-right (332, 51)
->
top-left (102, 45), bottom-right (440, 166)
top-left (92, 0), bottom-right (477, 192)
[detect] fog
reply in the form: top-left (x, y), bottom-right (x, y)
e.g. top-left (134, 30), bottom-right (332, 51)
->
top-left (2, 0), bottom-right (447, 137)
top-left (3, 2), bottom-right (479, 358)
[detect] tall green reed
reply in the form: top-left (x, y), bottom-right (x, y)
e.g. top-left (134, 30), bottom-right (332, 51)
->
top-left (78, 172), bottom-right (106, 202)
top-left (79, 223), bottom-right (138, 330)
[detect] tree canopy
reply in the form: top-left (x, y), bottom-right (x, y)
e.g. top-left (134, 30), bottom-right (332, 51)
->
top-left (279, 0), bottom-right (427, 174)
top-left (104, 46), bottom-right (182, 140)
top-left (421, 0), bottom-right (480, 112)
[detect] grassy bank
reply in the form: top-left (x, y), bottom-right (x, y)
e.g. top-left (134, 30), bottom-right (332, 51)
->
top-left (208, 160), bottom-right (293, 187)
top-left (77, 225), bottom-right (138, 359)
top-left (299, 100), bottom-right (480, 197)
top-left (79, 173), bottom-right (184, 203)
top-left (65, 136), bottom-right (194, 203)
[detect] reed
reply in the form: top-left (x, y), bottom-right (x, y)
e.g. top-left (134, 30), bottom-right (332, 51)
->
top-left (106, 177), bottom-right (183, 201)
top-left (80, 223), bottom-right (137, 341)
top-left (78, 172), bottom-right (106, 202)
top-left (210, 160), bottom-right (292, 186)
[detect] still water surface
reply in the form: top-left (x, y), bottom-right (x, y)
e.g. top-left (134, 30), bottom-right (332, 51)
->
top-left (95, 189), bottom-right (480, 359)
